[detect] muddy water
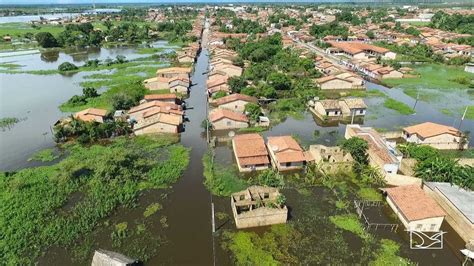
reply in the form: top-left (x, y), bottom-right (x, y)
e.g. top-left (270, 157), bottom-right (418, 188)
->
top-left (149, 48), bottom-right (214, 265)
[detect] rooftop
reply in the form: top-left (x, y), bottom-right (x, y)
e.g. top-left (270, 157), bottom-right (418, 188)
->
top-left (214, 93), bottom-right (258, 106)
top-left (404, 122), bottom-right (461, 138)
top-left (425, 182), bottom-right (474, 224)
top-left (385, 184), bottom-right (446, 222)
top-left (209, 109), bottom-right (248, 123)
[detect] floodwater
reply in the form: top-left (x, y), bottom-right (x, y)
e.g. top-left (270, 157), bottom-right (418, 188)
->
top-left (0, 41), bottom-right (176, 170)
top-left (0, 10), bottom-right (122, 24)
top-left (1, 20), bottom-right (472, 265)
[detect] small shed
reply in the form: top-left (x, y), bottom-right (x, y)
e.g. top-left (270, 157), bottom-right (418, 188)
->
top-left (91, 249), bottom-right (138, 266)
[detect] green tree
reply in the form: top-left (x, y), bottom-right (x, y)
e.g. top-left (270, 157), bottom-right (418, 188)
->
top-left (228, 76), bottom-right (248, 93)
top-left (58, 62), bottom-right (78, 72)
top-left (267, 72), bottom-right (291, 91)
top-left (35, 32), bottom-right (59, 48)
top-left (244, 103), bottom-right (261, 122)
top-left (341, 137), bottom-right (369, 175)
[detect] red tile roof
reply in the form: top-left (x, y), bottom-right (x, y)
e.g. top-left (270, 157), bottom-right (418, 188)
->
top-left (209, 109), bottom-right (248, 123)
top-left (385, 185), bottom-right (445, 221)
top-left (214, 93), bottom-right (258, 106)
top-left (233, 134), bottom-right (270, 165)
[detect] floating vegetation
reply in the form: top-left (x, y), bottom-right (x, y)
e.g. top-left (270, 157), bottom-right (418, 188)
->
top-left (0, 117), bottom-right (20, 130)
top-left (383, 98), bottom-right (415, 115)
top-left (143, 203), bottom-right (162, 218)
top-left (28, 148), bottom-right (59, 162)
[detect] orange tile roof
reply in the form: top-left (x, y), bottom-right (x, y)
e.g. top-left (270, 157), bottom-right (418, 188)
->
top-left (233, 134), bottom-right (270, 165)
top-left (156, 67), bottom-right (192, 74)
top-left (403, 122), bottom-right (461, 139)
top-left (267, 136), bottom-right (306, 163)
top-left (214, 93), bottom-right (257, 106)
top-left (327, 41), bottom-right (390, 55)
top-left (144, 93), bottom-right (178, 101)
top-left (74, 108), bottom-right (107, 122)
top-left (209, 109), bottom-right (248, 123)
top-left (385, 185), bottom-right (445, 221)
top-left (129, 101), bottom-right (181, 114)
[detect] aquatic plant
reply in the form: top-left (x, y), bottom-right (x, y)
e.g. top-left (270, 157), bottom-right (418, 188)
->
top-left (0, 117), bottom-right (19, 130)
top-left (202, 151), bottom-right (247, 197)
top-left (383, 98), bottom-right (415, 115)
top-left (28, 148), bottom-right (59, 162)
top-left (369, 239), bottom-right (411, 266)
top-left (143, 203), bottom-right (162, 218)
top-left (329, 214), bottom-right (371, 240)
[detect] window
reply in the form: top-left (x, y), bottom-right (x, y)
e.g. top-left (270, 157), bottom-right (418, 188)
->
top-left (360, 109), bottom-right (364, 114)
top-left (416, 224), bottom-right (423, 230)
top-left (227, 121), bottom-right (231, 126)
top-left (286, 162), bottom-right (292, 167)
top-left (235, 105), bottom-right (238, 109)
top-left (263, 193), bottom-right (269, 199)
top-left (239, 195), bottom-right (245, 201)
top-left (326, 111), bottom-right (329, 116)
top-left (430, 224), bottom-right (436, 231)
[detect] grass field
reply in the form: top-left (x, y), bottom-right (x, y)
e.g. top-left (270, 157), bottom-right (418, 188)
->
top-left (383, 98), bottom-right (415, 115)
top-left (0, 22), bottom-right (64, 38)
top-left (383, 64), bottom-right (474, 90)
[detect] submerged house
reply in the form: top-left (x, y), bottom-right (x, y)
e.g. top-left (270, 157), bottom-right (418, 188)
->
top-left (232, 134), bottom-right (270, 172)
top-left (209, 109), bottom-right (248, 130)
top-left (339, 98), bottom-right (367, 118)
top-left (403, 122), bottom-right (468, 150)
top-left (311, 99), bottom-right (342, 120)
top-left (213, 93), bottom-right (258, 113)
top-left (143, 93), bottom-right (181, 104)
top-left (308, 144), bottom-right (353, 174)
top-left (266, 136), bottom-right (309, 171)
top-left (231, 186), bottom-right (288, 229)
top-left (133, 112), bottom-right (182, 135)
top-left (383, 184), bottom-right (445, 232)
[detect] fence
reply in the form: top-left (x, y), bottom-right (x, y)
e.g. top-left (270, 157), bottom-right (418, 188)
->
top-left (354, 200), bottom-right (399, 232)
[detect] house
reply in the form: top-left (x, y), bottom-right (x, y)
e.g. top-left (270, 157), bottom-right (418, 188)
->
top-left (327, 41), bottom-right (397, 60)
top-left (91, 249), bottom-right (137, 266)
top-left (345, 125), bottom-right (402, 174)
top-left (128, 101), bottom-right (183, 122)
top-left (133, 112), bottom-right (181, 135)
top-left (231, 186), bottom-right (288, 229)
top-left (209, 109), bottom-right (248, 130)
top-left (383, 184), bottom-right (445, 232)
top-left (311, 99), bottom-right (342, 120)
top-left (335, 72), bottom-right (364, 88)
top-left (156, 67), bottom-right (192, 79)
top-left (213, 93), bottom-right (258, 113)
top-left (143, 93), bottom-right (180, 104)
top-left (207, 79), bottom-right (231, 97)
top-left (169, 77), bottom-right (190, 94)
top-left (403, 122), bottom-right (468, 150)
top-left (232, 134), bottom-right (270, 172)
top-left (266, 136), bottom-right (309, 171)
top-left (308, 144), bottom-right (353, 174)
top-left (373, 66), bottom-right (403, 79)
top-left (339, 98), bottom-right (367, 118)
top-left (143, 77), bottom-right (169, 90)
top-left (315, 75), bottom-right (353, 90)
top-left (74, 108), bottom-right (108, 123)
top-left (465, 63), bottom-right (474, 74)
top-left (212, 64), bottom-right (243, 77)
top-left (422, 182), bottom-right (474, 242)
top-left (177, 54), bottom-right (195, 63)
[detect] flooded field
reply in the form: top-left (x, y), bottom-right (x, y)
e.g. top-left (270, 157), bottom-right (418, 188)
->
top-left (0, 29), bottom-right (472, 264)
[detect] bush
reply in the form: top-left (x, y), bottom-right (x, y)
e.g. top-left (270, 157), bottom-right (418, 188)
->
top-left (58, 62), bottom-right (78, 72)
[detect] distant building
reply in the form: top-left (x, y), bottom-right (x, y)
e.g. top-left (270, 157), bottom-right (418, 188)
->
top-left (383, 184), bottom-right (445, 232)
top-left (232, 134), bottom-right (270, 172)
top-left (315, 75), bottom-right (353, 90)
top-left (403, 122), bottom-right (468, 150)
top-left (326, 41), bottom-right (397, 60)
top-left (231, 186), bottom-right (288, 229)
top-left (465, 63), bottom-right (474, 74)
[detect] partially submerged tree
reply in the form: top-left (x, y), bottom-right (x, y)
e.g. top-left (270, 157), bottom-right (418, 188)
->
top-left (341, 137), bottom-right (369, 175)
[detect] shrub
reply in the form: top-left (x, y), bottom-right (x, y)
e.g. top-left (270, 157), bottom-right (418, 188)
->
top-left (58, 62), bottom-right (78, 72)
top-left (35, 32), bottom-right (59, 48)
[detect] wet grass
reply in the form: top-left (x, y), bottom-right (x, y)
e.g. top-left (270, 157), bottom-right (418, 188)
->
top-left (370, 239), bottom-right (411, 265)
top-left (0, 62), bottom-right (23, 70)
top-left (28, 148), bottom-right (59, 162)
top-left (383, 64), bottom-right (474, 90)
top-left (143, 203), bottom-right (162, 218)
top-left (136, 47), bottom-right (165, 54)
top-left (202, 151), bottom-right (247, 197)
top-left (383, 98), bottom-right (415, 115)
top-left (330, 214), bottom-right (371, 240)
top-left (357, 188), bottom-right (383, 201)
top-left (0, 117), bottom-right (19, 130)
top-left (402, 87), bottom-right (439, 102)
top-left (0, 135), bottom-right (189, 265)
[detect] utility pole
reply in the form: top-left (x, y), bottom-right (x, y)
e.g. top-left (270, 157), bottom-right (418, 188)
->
top-left (458, 106), bottom-right (468, 130)
top-left (412, 92), bottom-right (419, 113)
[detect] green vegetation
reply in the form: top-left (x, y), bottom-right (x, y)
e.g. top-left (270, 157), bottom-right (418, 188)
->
top-left (383, 98), bottom-right (415, 115)
top-left (143, 203), bottom-right (162, 218)
top-left (370, 239), bottom-right (411, 266)
top-left (0, 135), bottom-right (189, 264)
top-left (341, 137), bottom-right (369, 175)
top-left (202, 152), bottom-right (246, 197)
top-left (137, 47), bottom-right (164, 54)
top-left (465, 106), bottom-right (474, 120)
top-left (238, 126), bottom-right (266, 133)
top-left (383, 64), bottom-right (474, 90)
top-left (329, 214), bottom-right (371, 240)
top-left (310, 22), bottom-right (349, 38)
top-left (0, 117), bottom-right (19, 130)
top-left (399, 143), bottom-right (473, 189)
top-left (430, 11), bottom-right (474, 34)
top-left (358, 188), bottom-right (382, 201)
top-left (28, 148), bottom-right (59, 162)
top-left (58, 61), bottom-right (78, 72)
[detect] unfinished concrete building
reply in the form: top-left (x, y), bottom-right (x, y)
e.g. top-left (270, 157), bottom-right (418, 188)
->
top-left (231, 186), bottom-right (288, 229)
top-left (91, 249), bottom-right (137, 266)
